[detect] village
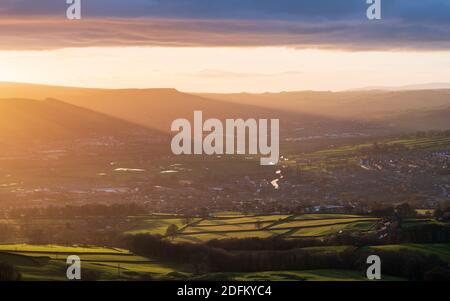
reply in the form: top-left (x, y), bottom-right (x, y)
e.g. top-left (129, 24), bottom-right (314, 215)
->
top-left (1, 132), bottom-right (448, 222)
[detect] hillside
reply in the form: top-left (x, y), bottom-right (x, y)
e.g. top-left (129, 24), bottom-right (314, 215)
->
top-left (2, 82), bottom-right (449, 137)
top-left (352, 82), bottom-right (450, 91)
top-left (0, 83), bottom-right (281, 133)
top-left (0, 82), bottom-right (372, 136)
top-left (0, 98), bottom-right (154, 143)
top-left (197, 90), bottom-right (450, 131)
top-left (385, 106), bottom-right (450, 130)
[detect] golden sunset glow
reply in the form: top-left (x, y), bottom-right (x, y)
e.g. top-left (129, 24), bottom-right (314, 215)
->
top-left (0, 0), bottom-right (450, 284)
top-left (1, 47), bottom-right (450, 93)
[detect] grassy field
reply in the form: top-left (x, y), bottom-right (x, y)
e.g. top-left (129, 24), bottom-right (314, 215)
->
top-left (0, 245), bottom-right (407, 281)
top-left (368, 244), bottom-right (450, 263)
top-left (124, 217), bottom-right (194, 235)
top-left (415, 209), bottom-right (435, 216)
top-left (270, 217), bottom-right (377, 230)
top-left (288, 221), bottom-right (376, 237)
top-left (2, 242), bottom-right (447, 281)
top-left (231, 270), bottom-right (406, 281)
top-left (124, 213), bottom-right (448, 242)
top-left (300, 243), bottom-right (450, 264)
top-left (2, 213), bottom-right (445, 281)
top-left (122, 213), bottom-right (381, 242)
top-left (308, 136), bottom-right (450, 158)
top-left (288, 135), bottom-right (450, 171)
top-left (193, 269), bottom-right (405, 281)
top-left (0, 244), bottom-right (183, 281)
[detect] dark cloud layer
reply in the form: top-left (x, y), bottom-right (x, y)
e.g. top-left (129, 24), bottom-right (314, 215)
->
top-left (0, 0), bottom-right (449, 50)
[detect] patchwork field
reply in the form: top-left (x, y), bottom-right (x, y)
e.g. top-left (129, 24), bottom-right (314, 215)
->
top-left (308, 136), bottom-right (450, 158)
top-left (124, 217), bottom-right (190, 235)
top-left (2, 213), bottom-right (444, 281)
top-left (0, 244), bottom-right (183, 281)
top-left (2, 242), bottom-right (447, 281)
top-left (123, 213), bottom-right (382, 242)
top-left (286, 135), bottom-right (450, 171)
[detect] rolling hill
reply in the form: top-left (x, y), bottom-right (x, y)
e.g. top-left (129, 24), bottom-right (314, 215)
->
top-left (197, 90), bottom-right (450, 131)
top-left (1, 82), bottom-right (449, 138)
top-left (0, 98), bottom-right (155, 143)
top-left (0, 83), bottom-right (282, 133)
top-left (351, 82), bottom-right (450, 91)
top-left (0, 82), bottom-right (372, 137)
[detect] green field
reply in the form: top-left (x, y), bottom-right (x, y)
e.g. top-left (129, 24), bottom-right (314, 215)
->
top-left (0, 244), bottom-right (183, 281)
top-left (124, 213), bottom-right (447, 242)
top-left (300, 243), bottom-right (450, 264)
top-left (2, 242), bottom-right (448, 281)
top-left (270, 218), bottom-right (377, 230)
top-left (308, 136), bottom-right (450, 158)
top-left (124, 217), bottom-right (193, 235)
top-left (2, 213), bottom-right (445, 281)
top-left (0, 244), bottom-right (129, 254)
top-left (177, 214), bottom-right (380, 241)
top-left (368, 244), bottom-right (450, 263)
top-left (288, 221), bottom-right (376, 237)
top-left (175, 230), bottom-right (288, 243)
top-left (288, 135), bottom-right (450, 171)
top-left (197, 215), bottom-right (290, 226)
top-left (230, 270), bottom-right (406, 281)
top-left (122, 213), bottom-right (381, 242)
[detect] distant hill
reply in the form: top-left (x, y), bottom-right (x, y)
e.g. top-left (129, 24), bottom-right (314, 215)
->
top-left (0, 82), bottom-right (364, 136)
top-left (384, 106), bottom-right (450, 130)
top-left (197, 90), bottom-right (450, 131)
top-left (0, 83), bottom-right (277, 132)
top-left (351, 82), bottom-right (450, 91)
top-left (0, 98), bottom-right (153, 143)
top-left (1, 82), bottom-right (449, 136)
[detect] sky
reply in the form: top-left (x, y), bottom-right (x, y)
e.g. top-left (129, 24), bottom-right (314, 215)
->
top-left (0, 0), bottom-right (449, 92)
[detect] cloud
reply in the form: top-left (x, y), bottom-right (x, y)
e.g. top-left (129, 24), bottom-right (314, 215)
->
top-left (0, 0), bottom-right (370, 19)
top-left (1, 16), bottom-right (450, 51)
top-left (0, 0), bottom-right (449, 50)
top-left (2, 0), bottom-right (450, 22)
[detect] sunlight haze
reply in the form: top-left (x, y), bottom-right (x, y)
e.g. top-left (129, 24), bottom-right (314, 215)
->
top-left (1, 47), bottom-right (449, 93)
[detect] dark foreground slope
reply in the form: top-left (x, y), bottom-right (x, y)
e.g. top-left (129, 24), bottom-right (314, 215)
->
top-left (0, 98), bottom-right (157, 143)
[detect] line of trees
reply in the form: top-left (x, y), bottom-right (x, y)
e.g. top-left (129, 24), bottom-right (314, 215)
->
top-left (8, 203), bottom-right (146, 219)
top-left (0, 262), bottom-right (21, 281)
top-left (207, 223), bottom-right (450, 251)
top-left (125, 232), bottom-right (450, 280)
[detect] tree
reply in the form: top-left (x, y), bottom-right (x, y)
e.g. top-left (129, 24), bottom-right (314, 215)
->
top-left (434, 208), bottom-right (444, 219)
top-left (255, 220), bottom-right (263, 230)
top-left (182, 217), bottom-right (192, 225)
top-left (0, 262), bottom-right (21, 281)
top-left (82, 269), bottom-right (101, 281)
top-left (424, 267), bottom-right (450, 281)
top-left (165, 224), bottom-right (179, 239)
top-left (395, 203), bottom-right (415, 218)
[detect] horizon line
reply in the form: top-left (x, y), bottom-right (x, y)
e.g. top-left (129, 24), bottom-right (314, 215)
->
top-left (3, 80), bottom-right (450, 95)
